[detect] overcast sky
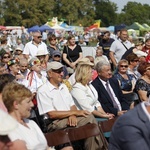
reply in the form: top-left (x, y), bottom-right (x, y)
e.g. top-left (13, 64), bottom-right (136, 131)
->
top-left (110, 0), bottom-right (150, 13)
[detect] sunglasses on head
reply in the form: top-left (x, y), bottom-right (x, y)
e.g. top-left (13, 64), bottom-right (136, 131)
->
top-left (52, 68), bottom-right (63, 74)
top-left (120, 65), bottom-right (128, 68)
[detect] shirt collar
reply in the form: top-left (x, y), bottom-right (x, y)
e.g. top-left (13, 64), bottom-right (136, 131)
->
top-left (46, 80), bottom-right (64, 92)
top-left (141, 102), bottom-right (150, 121)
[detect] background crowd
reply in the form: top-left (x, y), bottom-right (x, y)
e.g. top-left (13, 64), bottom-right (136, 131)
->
top-left (0, 27), bottom-right (150, 150)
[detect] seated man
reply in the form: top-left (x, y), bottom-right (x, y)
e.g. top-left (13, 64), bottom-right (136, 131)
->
top-left (92, 61), bottom-right (129, 116)
top-left (37, 61), bottom-right (107, 150)
top-left (109, 102), bottom-right (150, 150)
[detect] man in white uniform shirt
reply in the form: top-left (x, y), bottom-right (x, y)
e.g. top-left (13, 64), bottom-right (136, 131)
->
top-left (23, 31), bottom-right (49, 61)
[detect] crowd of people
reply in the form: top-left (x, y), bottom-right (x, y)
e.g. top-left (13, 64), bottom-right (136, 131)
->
top-left (0, 28), bottom-right (150, 150)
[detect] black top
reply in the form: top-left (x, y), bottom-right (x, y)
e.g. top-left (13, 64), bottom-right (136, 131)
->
top-left (135, 78), bottom-right (150, 97)
top-left (99, 38), bottom-right (114, 58)
top-left (63, 45), bottom-right (82, 67)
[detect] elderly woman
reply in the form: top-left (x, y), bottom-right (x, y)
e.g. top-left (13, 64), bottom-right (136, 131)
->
top-left (62, 35), bottom-right (83, 75)
top-left (71, 63), bottom-right (114, 119)
top-left (114, 59), bottom-right (138, 105)
top-left (126, 53), bottom-right (141, 81)
top-left (135, 62), bottom-right (150, 101)
top-left (2, 82), bottom-right (48, 150)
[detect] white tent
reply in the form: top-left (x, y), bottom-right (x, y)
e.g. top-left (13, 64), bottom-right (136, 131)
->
top-left (51, 24), bottom-right (66, 30)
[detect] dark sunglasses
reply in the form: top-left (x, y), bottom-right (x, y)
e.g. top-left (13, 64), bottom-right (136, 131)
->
top-left (120, 65), bottom-right (128, 68)
top-left (51, 38), bottom-right (56, 41)
top-left (52, 68), bottom-right (63, 74)
top-left (37, 36), bottom-right (42, 39)
top-left (54, 55), bottom-right (61, 57)
top-left (133, 60), bottom-right (139, 62)
top-left (3, 56), bottom-right (10, 59)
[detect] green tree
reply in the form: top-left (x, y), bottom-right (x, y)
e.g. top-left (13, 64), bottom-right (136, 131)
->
top-left (0, 0), bottom-right (55, 27)
top-left (94, 0), bottom-right (117, 27)
top-left (53, 0), bottom-right (95, 26)
top-left (117, 2), bottom-right (150, 25)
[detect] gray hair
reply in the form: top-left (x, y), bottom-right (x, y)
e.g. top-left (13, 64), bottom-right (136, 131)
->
top-left (95, 61), bottom-right (110, 73)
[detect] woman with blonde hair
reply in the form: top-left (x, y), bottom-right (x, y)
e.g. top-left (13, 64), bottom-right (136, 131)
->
top-left (71, 63), bottom-right (114, 119)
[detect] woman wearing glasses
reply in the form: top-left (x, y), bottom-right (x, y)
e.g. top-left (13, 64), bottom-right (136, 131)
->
top-left (113, 59), bottom-right (138, 105)
top-left (0, 49), bottom-right (11, 65)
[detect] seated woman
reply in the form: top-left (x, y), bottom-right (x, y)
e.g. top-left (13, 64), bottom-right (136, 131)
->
top-left (71, 63), bottom-right (114, 119)
top-left (113, 59), bottom-right (138, 105)
top-left (27, 57), bottom-right (47, 93)
top-left (2, 82), bottom-right (48, 150)
top-left (135, 62), bottom-right (150, 101)
top-left (7, 58), bottom-right (29, 88)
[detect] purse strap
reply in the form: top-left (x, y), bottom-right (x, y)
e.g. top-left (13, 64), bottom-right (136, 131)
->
top-left (66, 46), bottom-right (73, 62)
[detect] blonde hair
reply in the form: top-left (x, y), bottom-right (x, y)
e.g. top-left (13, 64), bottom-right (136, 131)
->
top-left (2, 82), bottom-right (32, 113)
top-left (75, 64), bottom-right (92, 85)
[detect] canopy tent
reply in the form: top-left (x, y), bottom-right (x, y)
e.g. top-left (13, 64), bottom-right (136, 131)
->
top-left (142, 23), bottom-right (150, 30)
top-left (126, 22), bottom-right (146, 31)
top-left (28, 25), bottom-right (40, 33)
top-left (114, 24), bottom-right (126, 33)
top-left (60, 23), bottom-right (74, 31)
top-left (107, 26), bottom-right (114, 32)
top-left (51, 24), bottom-right (66, 30)
top-left (0, 26), bottom-right (6, 30)
top-left (39, 25), bottom-right (54, 32)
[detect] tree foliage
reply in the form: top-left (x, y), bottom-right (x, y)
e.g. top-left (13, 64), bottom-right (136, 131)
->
top-left (0, 0), bottom-right (149, 27)
top-left (94, 0), bottom-right (117, 26)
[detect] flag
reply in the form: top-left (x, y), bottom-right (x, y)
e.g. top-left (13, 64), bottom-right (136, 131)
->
top-left (94, 20), bottom-right (101, 28)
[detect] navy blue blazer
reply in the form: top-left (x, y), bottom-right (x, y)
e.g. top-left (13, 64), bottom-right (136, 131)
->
top-left (92, 77), bottom-right (129, 116)
top-left (109, 103), bottom-right (150, 150)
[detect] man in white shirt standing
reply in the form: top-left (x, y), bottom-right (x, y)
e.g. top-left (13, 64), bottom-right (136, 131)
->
top-left (109, 29), bottom-right (132, 68)
top-left (23, 31), bottom-right (49, 61)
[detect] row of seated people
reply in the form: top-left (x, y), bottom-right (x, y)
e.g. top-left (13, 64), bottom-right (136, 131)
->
top-left (0, 53), bottom-right (149, 149)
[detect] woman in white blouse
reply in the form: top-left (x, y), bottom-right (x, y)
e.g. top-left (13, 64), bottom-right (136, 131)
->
top-left (71, 63), bottom-right (114, 119)
top-left (2, 82), bottom-right (48, 150)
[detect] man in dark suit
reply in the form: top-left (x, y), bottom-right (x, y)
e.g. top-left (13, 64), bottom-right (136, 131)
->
top-left (109, 102), bottom-right (150, 150)
top-left (92, 61), bottom-right (129, 116)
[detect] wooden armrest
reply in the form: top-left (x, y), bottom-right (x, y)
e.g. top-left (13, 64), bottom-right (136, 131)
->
top-left (66, 123), bottom-right (100, 142)
top-left (45, 130), bottom-right (70, 146)
top-left (99, 117), bottom-right (118, 133)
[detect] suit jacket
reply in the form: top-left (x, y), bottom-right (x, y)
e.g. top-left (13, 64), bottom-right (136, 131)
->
top-left (109, 103), bottom-right (150, 150)
top-left (92, 77), bottom-right (129, 116)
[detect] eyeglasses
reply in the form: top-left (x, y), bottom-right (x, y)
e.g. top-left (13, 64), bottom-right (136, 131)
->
top-left (133, 60), bottom-right (139, 62)
top-left (146, 68), bottom-right (150, 71)
top-left (52, 68), bottom-right (63, 74)
top-left (54, 55), bottom-right (61, 57)
top-left (3, 56), bottom-right (10, 59)
top-left (51, 38), bottom-right (56, 41)
top-left (37, 36), bottom-right (42, 39)
top-left (120, 65), bottom-right (128, 68)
